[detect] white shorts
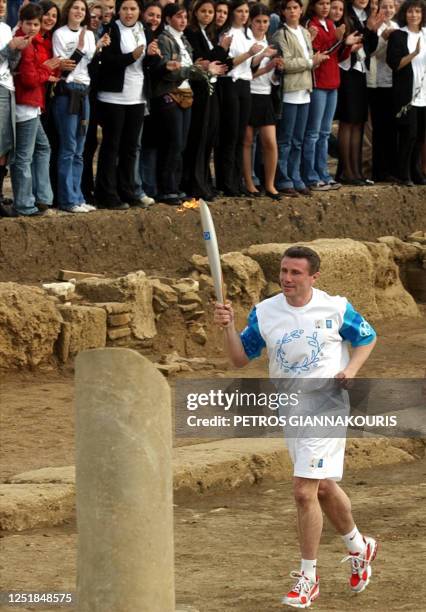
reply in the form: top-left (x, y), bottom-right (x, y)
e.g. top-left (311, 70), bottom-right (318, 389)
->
top-left (285, 436), bottom-right (346, 481)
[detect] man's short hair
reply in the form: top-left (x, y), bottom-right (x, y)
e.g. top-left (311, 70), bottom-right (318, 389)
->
top-left (282, 246), bottom-right (321, 274)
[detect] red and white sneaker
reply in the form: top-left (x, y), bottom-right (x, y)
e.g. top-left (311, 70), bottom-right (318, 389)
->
top-left (282, 571), bottom-right (320, 608)
top-left (341, 536), bottom-right (378, 592)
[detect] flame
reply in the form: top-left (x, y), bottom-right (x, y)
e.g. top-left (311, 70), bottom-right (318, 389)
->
top-left (176, 198), bottom-right (200, 212)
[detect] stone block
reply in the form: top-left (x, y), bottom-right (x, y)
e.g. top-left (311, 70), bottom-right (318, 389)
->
top-left (150, 278), bottom-right (178, 305)
top-left (377, 236), bottom-right (423, 262)
top-left (77, 271), bottom-right (156, 340)
top-left (0, 484), bottom-right (75, 531)
top-left (364, 242), bottom-right (420, 318)
top-left (94, 302), bottom-right (132, 315)
top-left (107, 326), bottom-right (132, 340)
top-left (191, 252), bottom-right (266, 305)
top-left (108, 313), bottom-right (131, 327)
top-left (187, 323), bottom-right (207, 345)
top-left (57, 305), bottom-right (107, 359)
top-left (172, 278), bottom-right (199, 295)
top-left (0, 283), bottom-right (61, 368)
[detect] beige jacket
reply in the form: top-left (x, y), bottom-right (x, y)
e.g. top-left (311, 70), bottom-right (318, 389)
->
top-left (272, 25), bottom-right (314, 93)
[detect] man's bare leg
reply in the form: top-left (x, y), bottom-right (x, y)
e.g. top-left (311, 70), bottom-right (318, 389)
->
top-left (317, 479), bottom-right (354, 535)
top-left (293, 477), bottom-right (323, 559)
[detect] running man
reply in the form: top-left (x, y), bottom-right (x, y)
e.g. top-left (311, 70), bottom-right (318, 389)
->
top-left (214, 245), bottom-right (378, 609)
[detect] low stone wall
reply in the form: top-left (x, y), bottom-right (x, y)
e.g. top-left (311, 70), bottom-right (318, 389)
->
top-left (0, 236), bottom-right (423, 370)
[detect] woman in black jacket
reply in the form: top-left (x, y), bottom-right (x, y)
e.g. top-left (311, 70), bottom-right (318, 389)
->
top-left (183, 0), bottom-right (231, 200)
top-left (94, 0), bottom-right (160, 209)
top-left (150, 3), bottom-right (225, 205)
top-left (335, 0), bottom-right (382, 185)
top-left (387, 0), bottom-right (426, 185)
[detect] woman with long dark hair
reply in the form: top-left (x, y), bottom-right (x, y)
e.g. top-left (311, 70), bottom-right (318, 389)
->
top-left (52, 0), bottom-right (96, 212)
top-left (134, 0), bottom-right (163, 200)
top-left (273, 0), bottom-right (329, 197)
top-left (94, 0), bottom-right (160, 209)
top-left (387, 0), bottom-right (426, 185)
top-left (302, 0), bottom-right (360, 190)
top-left (151, 3), bottom-right (225, 205)
top-left (214, 0), bottom-right (263, 196)
top-left (183, 0), bottom-right (230, 199)
top-left (335, 0), bottom-right (383, 185)
top-left (242, 3), bottom-right (283, 199)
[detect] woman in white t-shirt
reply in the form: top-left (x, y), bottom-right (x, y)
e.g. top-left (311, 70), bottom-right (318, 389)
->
top-left (52, 0), bottom-right (96, 212)
top-left (214, 0), bottom-right (263, 196)
top-left (387, 0), bottom-right (426, 185)
top-left (243, 3), bottom-right (283, 199)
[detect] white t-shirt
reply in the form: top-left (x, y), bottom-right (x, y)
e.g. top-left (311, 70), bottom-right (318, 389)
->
top-left (53, 25), bottom-right (96, 86)
top-left (15, 105), bottom-right (40, 123)
top-left (250, 37), bottom-right (277, 95)
top-left (240, 288), bottom-right (376, 379)
top-left (226, 26), bottom-right (255, 81)
top-left (403, 26), bottom-right (426, 108)
top-left (283, 26), bottom-right (310, 104)
top-left (98, 20), bottom-right (146, 105)
top-left (0, 23), bottom-right (14, 91)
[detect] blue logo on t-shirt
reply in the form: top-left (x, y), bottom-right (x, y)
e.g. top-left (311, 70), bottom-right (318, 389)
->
top-left (326, 320), bottom-right (332, 329)
top-left (275, 329), bottom-right (325, 374)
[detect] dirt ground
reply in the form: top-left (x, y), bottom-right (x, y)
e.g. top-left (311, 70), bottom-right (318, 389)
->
top-left (0, 185), bottom-right (425, 284)
top-left (0, 310), bottom-right (425, 612)
top-left (1, 456), bottom-right (425, 612)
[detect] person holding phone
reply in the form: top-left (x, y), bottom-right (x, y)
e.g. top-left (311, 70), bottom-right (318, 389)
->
top-left (52, 0), bottom-right (96, 212)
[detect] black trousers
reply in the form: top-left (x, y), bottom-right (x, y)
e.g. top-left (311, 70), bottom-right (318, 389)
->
top-left (152, 95), bottom-right (192, 196)
top-left (368, 87), bottom-right (398, 180)
top-left (215, 78), bottom-right (251, 194)
top-left (182, 84), bottom-right (219, 199)
top-left (81, 91), bottom-right (99, 202)
top-left (95, 101), bottom-right (144, 206)
top-left (396, 105), bottom-right (426, 182)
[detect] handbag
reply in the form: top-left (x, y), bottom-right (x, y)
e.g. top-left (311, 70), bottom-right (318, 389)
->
top-left (169, 88), bottom-right (193, 109)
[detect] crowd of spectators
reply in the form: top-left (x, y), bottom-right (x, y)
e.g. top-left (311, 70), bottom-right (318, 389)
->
top-left (0, 0), bottom-right (425, 215)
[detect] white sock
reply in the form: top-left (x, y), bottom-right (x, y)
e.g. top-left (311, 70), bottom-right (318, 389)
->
top-left (342, 525), bottom-right (365, 554)
top-left (300, 558), bottom-right (317, 582)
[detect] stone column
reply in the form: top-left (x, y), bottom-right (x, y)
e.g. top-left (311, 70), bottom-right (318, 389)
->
top-left (75, 348), bottom-right (175, 612)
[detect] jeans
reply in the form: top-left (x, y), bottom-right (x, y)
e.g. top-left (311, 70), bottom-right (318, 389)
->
top-left (276, 102), bottom-right (310, 190)
top-left (302, 88), bottom-right (337, 185)
top-left (52, 84), bottom-right (89, 210)
top-left (11, 117), bottom-right (52, 215)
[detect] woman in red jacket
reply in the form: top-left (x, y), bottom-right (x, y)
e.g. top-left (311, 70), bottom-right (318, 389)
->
top-left (302, 0), bottom-right (359, 190)
top-left (10, 3), bottom-right (60, 215)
